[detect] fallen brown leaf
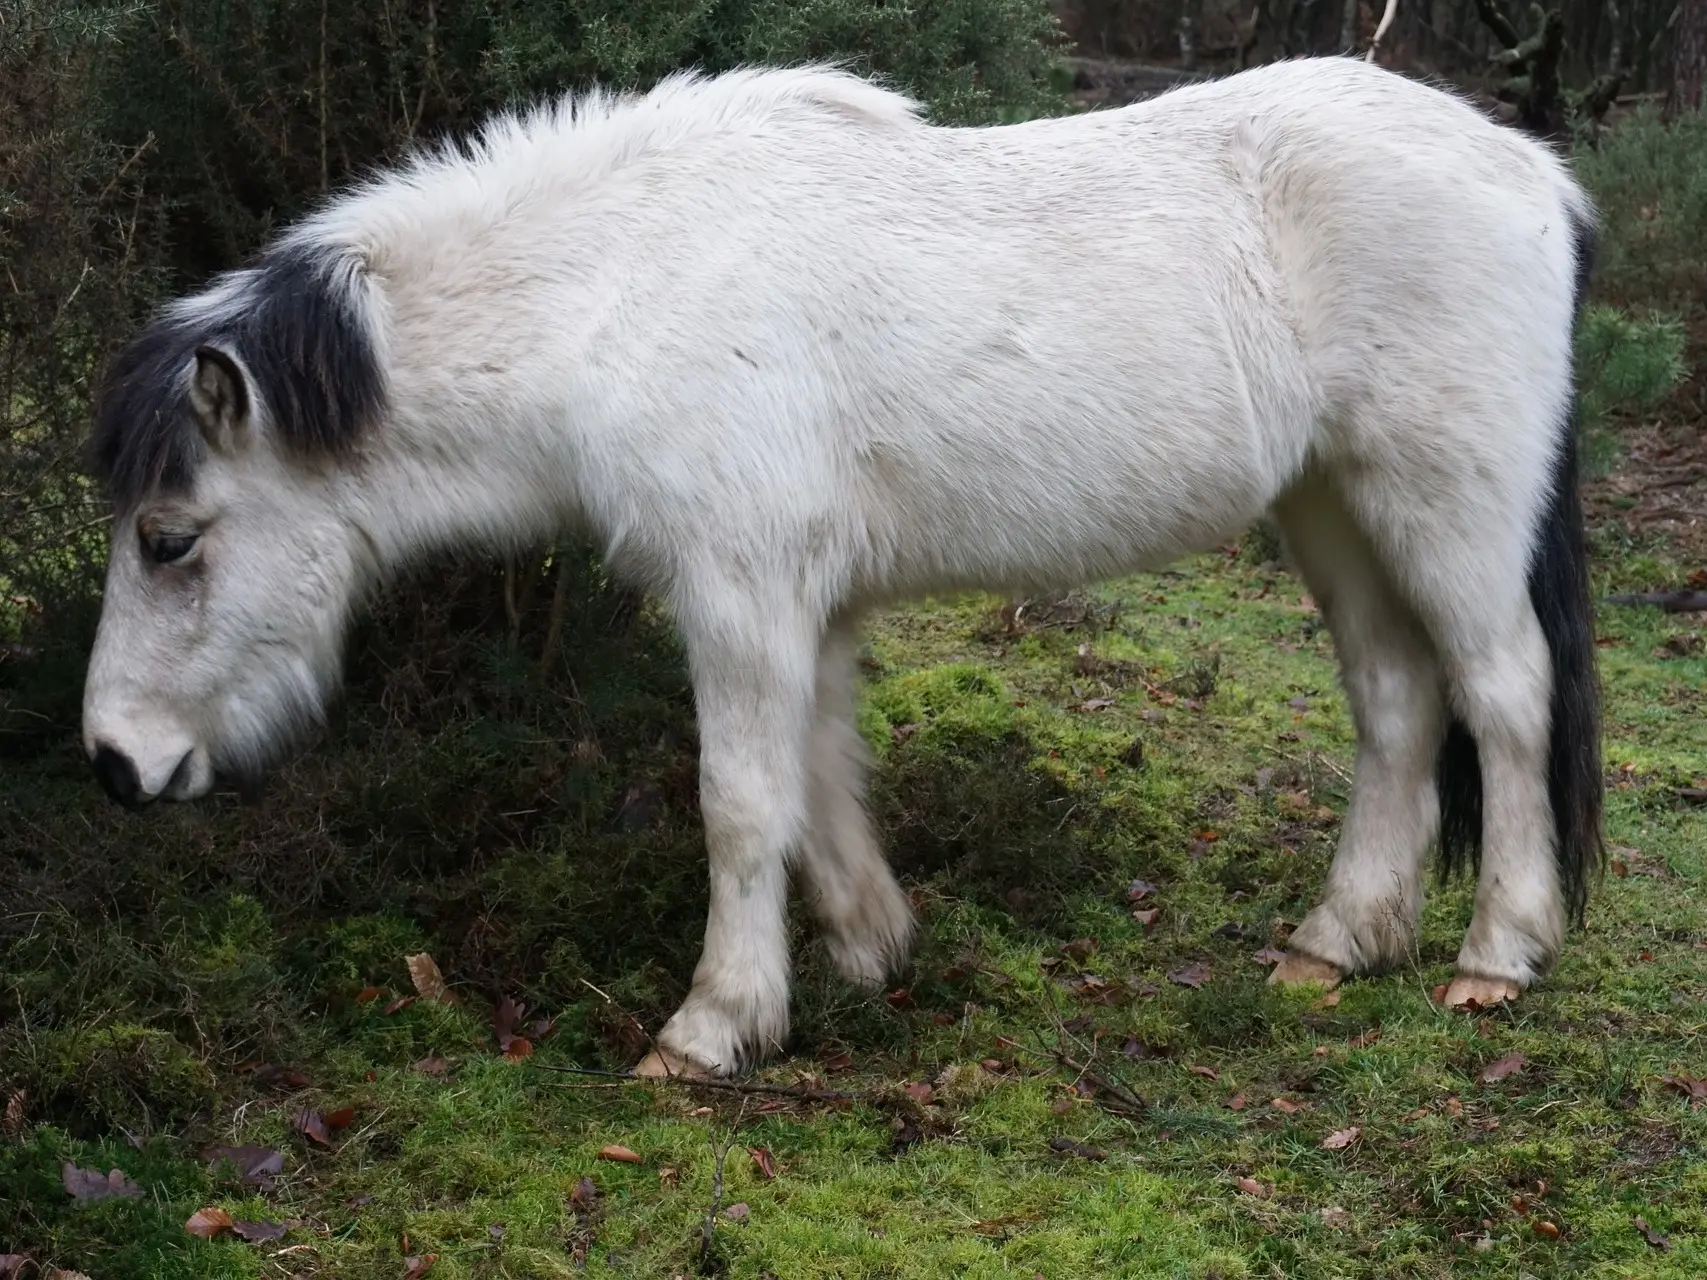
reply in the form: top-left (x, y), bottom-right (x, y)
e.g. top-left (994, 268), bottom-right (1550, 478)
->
top-left (903, 1081), bottom-right (935, 1104)
top-left (1319, 1206), bottom-right (1349, 1229)
top-left (1659, 1074), bottom-right (1707, 1106)
top-left (1610, 857), bottom-right (1630, 878)
top-left (1270, 1097), bottom-right (1305, 1114)
top-left (723, 1202), bottom-right (751, 1222)
top-left (1634, 1215), bottom-right (1671, 1251)
top-left (1532, 1220), bottom-right (1560, 1240)
top-left (61, 1162), bottom-right (141, 1201)
top-left (1187, 1064), bottom-right (1219, 1081)
top-left (290, 1108), bottom-right (335, 1147)
top-left (1479, 1053), bottom-right (1526, 1084)
top-left (1348, 1029), bottom-right (1381, 1050)
top-left (1311, 990), bottom-right (1342, 1009)
top-left (1226, 1092), bottom-right (1248, 1112)
top-left (325, 1106), bottom-right (356, 1132)
top-left (1132, 907), bottom-right (1161, 928)
top-left (1235, 1176), bottom-right (1269, 1198)
top-left (747, 1147), bottom-right (777, 1180)
top-left (1321, 1126), bottom-right (1360, 1150)
top-left (821, 1048), bottom-right (854, 1072)
top-left (596, 1144), bottom-right (641, 1165)
top-left (201, 1144), bottom-right (284, 1190)
top-left (406, 953), bottom-right (450, 1003)
top-left (570, 1175), bottom-right (599, 1208)
top-left (1125, 879), bottom-right (1158, 902)
top-left (232, 1220), bottom-right (287, 1242)
top-left (383, 995), bottom-right (417, 1016)
top-left (412, 1056), bottom-right (451, 1076)
top-left (1444, 1095), bottom-right (1464, 1117)
top-left (185, 1206), bottom-right (235, 1239)
top-left (493, 995), bottom-right (526, 1052)
top-left (1168, 962), bottom-right (1210, 989)
top-left (1400, 1107), bottom-right (1430, 1122)
top-left (402, 1255), bottom-right (437, 1278)
top-left (249, 1063), bottom-right (311, 1090)
top-left (356, 985), bottom-right (385, 1003)
top-left (503, 1037), bottom-right (534, 1062)
top-left (1049, 1096), bottom-right (1073, 1115)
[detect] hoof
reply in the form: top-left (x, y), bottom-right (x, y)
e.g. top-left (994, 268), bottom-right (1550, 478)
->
top-left (633, 1046), bottom-right (719, 1081)
top-left (1267, 952), bottom-right (1345, 990)
top-left (1436, 975), bottom-right (1521, 1011)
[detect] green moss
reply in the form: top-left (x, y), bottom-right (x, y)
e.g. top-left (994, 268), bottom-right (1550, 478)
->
top-left (29, 1024), bottom-right (216, 1136)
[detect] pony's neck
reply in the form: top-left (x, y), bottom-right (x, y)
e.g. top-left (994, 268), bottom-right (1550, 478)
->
top-left (340, 397), bottom-right (588, 579)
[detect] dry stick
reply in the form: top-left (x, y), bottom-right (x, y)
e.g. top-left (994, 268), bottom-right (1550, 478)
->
top-left (538, 549), bottom-right (572, 674)
top-left (698, 1102), bottom-right (746, 1273)
top-left (530, 1062), bottom-right (861, 1103)
top-left (1032, 978), bottom-right (1149, 1119)
top-left (1366, 0), bottom-right (1398, 60)
top-left (1605, 590), bottom-right (1707, 613)
top-left (1050, 1049), bottom-right (1149, 1117)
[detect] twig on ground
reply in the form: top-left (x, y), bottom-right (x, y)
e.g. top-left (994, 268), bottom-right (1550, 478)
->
top-left (1051, 1050), bottom-right (1149, 1117)
top-left (698, 1101), bottom-right (747, 1273)
top-left (530, 1062), bottom-right (860, 1103)
top-left (1605, 590), bottom-right (1707, 613)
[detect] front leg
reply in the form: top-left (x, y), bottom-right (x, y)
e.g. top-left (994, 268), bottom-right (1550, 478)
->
top-left (636, 587), bottom-right (820, 1078)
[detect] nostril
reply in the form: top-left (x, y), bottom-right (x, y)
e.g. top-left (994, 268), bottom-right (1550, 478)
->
top-left (91, 743), bottom-right (145, 810)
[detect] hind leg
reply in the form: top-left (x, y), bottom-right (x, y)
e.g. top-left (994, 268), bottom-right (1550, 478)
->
top-left (797, 621), bottom-right (917, 987)
top-left (1342, 466), bottom-right (1565, 1005)
top-left (1268, 474), bottom-right (1447, 988)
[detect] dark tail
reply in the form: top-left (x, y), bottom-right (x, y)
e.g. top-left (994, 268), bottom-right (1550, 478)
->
top-left (1436, 209), bottom-right (1605, 925)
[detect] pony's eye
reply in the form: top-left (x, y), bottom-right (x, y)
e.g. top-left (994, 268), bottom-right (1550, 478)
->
top-left (148, 534), bottom-right (199, 564)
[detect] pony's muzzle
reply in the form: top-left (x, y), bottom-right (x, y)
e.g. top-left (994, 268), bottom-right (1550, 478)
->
top-left (88, 741), bottom-right (207, 808)
top-left (90, 742), bottom-right (147, 809)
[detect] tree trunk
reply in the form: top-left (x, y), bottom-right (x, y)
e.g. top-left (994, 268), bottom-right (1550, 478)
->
top-left (1674, 0), bottom-right (1707, 113)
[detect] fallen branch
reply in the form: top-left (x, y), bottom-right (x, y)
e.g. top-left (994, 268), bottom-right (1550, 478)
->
top-left (530, 1062), bottom-right (860, 1103)
top-left (1366, 0), bottom-right (1399, 61)
top-left (698, 1106), bottom-right (744, 1273)
top-left (1052, 1050), bottom-right (1150, 1117)
top-left (1604, 590), bottom-right (1707, 613)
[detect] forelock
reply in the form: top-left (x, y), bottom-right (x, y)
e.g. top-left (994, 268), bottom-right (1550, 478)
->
top-left (90, 240), bottom-right (387, 509)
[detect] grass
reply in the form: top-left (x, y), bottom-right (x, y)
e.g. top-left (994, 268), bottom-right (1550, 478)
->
top-left (3, 529), bottom-right (1705, 1278)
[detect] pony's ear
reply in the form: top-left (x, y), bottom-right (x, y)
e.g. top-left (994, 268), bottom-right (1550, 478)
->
top-left (188, 345), bottom-right (253, 454)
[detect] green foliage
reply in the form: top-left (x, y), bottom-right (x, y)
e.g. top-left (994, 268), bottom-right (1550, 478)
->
top-left (1577, 103), bottom-right (1707, 307)
top-left (1578, 305), bottom-right (1689, 424)
top-left (1574, 303), bottom-right (1689, 474)
top-left (95, 0), bottom-right (1066, 277)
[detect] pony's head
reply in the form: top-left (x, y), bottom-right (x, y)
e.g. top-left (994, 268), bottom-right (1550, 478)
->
top-left (82, 241), bottom-right (387, 806)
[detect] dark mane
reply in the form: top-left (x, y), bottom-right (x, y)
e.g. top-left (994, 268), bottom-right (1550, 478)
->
top-left (90, 240), bottom-right (387, 507)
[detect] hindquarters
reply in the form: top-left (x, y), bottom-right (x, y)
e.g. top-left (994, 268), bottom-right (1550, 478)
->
top-left (1252, 81), bottom-right (1601, 991)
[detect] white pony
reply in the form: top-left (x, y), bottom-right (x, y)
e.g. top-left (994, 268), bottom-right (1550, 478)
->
top-left (84, 56), bottom-right (1603, 1078)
